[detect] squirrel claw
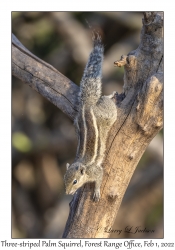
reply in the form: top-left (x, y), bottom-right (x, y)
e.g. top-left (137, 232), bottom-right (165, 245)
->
top-left (93, 190), bottom-right (100, 202)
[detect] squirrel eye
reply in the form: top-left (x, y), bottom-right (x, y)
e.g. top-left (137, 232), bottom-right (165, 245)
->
top-left (73, 180), bottom-right (77, 185)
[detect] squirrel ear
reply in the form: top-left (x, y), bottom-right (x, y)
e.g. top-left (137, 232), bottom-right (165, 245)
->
top-left (66, 163), bottom-right (70, 170)
top-left (80, 166), bottom-right (85, 175)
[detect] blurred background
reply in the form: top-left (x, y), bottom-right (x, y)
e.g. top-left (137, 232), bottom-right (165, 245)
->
top-left (12, 12), bottom-right (163, 239)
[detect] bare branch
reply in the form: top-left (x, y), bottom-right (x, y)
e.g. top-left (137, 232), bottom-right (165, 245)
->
top-left (63, 11), bottom-right (163, 238)
top-left (12, 12), bottom-right (163, 239)
top-left (12, 34), bottom-right (79, 120)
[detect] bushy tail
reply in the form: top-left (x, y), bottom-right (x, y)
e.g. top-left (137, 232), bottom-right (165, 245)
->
top-left (79, 34), bottom-right (104, 105)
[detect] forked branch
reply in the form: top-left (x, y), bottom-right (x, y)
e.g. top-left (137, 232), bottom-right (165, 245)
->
top-left (12, 12), bottom-right (163, 239)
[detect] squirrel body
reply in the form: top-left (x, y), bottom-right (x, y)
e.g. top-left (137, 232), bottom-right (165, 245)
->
top-left (64, 36), bottom-right (117, 201)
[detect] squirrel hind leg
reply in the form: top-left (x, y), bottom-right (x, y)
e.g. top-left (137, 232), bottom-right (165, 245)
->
top-left (105, 91), bottom-right (116, 99)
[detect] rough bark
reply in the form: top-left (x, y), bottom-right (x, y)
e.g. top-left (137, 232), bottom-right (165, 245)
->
top-left (12, 12), bottom-right (163, 238)
top-left (62, 11), bottom-right (163, 238)
top-left (12, 33), bottom-right (79, 120)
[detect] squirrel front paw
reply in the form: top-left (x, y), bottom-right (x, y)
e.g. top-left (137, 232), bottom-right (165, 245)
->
top-left (93, 189), bottom-right (100, 202)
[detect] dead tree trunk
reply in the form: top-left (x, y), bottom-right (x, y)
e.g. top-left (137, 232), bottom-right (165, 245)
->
top-left (12, 12), bottom-right (163, 238)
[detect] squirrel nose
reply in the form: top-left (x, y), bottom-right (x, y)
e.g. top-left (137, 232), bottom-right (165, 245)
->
top-left (65, 187), bottom-right (70, 195)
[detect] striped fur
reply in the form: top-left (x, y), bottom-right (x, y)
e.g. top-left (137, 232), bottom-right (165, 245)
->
top-left (64, 35), bottom-right (117, 201)
top-left (81, 106), bottom-right (87, 158)
top-left (89, 108), bottom-right (98, 164)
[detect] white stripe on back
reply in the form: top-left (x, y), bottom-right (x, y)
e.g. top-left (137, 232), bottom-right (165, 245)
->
top-left (81, 106), bottom-right (87, 158)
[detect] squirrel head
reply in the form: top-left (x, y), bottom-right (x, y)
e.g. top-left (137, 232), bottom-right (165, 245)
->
top-left (64, 162), bottom-right (86, 195)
